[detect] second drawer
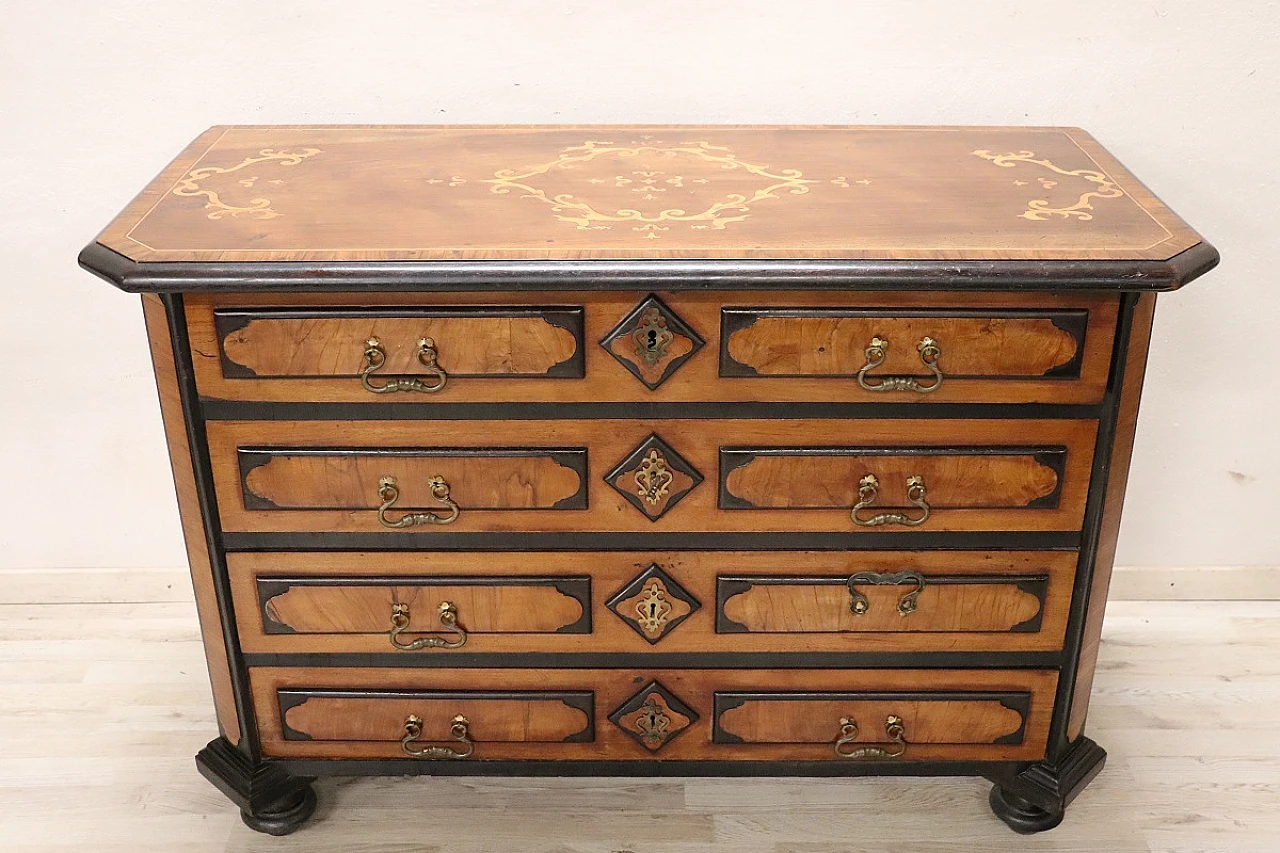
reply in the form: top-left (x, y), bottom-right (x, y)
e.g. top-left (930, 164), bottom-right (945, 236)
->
top-left (230, 550), bottom-right (1076, 654)
top-left (208, 418), bottom-right (1096, 534)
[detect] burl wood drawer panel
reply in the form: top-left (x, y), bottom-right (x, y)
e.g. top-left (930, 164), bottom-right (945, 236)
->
top-left (185, 291), bottom-right (1117, 405)
top-left (207, 419), bottom-right (1095, 534)
top-left (230, 551), bottom-right (1075, 654)
top-left (252, 667), bottom-right (1056, 761)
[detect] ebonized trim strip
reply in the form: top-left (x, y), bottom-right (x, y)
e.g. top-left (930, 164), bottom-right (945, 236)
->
top-left (79, 240), bottom-right (1221, 293)
top-left (222, 531), bottom-right (1082, 552)
top-left (201, 400), bottom-right (1104, 422)
top-left (242, 651), bottom-right (1064, 669)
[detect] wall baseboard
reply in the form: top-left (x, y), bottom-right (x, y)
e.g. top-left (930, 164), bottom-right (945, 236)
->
top-left (1110, 565), bottom-right (1280, 601)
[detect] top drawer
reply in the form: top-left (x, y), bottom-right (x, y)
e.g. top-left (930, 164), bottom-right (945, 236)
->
top-left (185, 291), bottom-right (1118, 405)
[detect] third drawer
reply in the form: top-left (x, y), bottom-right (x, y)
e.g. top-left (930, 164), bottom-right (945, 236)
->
top-left (230, 550), bottom-right (1077, 654)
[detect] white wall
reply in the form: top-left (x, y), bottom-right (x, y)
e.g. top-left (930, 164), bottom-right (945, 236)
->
top-left (1, 1), bottom-right (1275, 569)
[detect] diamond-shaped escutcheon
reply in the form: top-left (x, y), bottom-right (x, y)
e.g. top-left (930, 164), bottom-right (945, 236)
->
top-left (608, 680), bottom-right (699, 752)
top-left (606, 563), bottom-right (701, 644)
top-left (600, 294), bottom-right (705, 390)
top-left (603, 434), bottom-right (703, 521)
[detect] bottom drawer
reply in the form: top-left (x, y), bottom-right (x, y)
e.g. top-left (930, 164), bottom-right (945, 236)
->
top-left (253, 668), bottom-right (1056, 762)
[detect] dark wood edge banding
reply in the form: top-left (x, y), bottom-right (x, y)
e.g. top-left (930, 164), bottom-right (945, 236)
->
top-left (79, 240), bottom-right (1221, 294)
top-left (1026, 449), bottom-right (1068, 510)
top-left (202, 400), bottom-right (1103, 422)
top-left (276, 689), bottom-right (596, 743)
top-left (1045, 311), bottom-right (1089, 379)
top-left (718, 445), bottom-right (1069, 510)
top-left (255, 575), bottom-right (593, 636)
top-left (223, 530), bottom-right (1083, 551)
top-left (719, 307), bottom-right (1091, 380)
top-left (244, 650), bottom-right (1065, 670)
top-left (213, 305), bottom-right (586, 380)
top-left (235, 446), bottom-right (589, 512)
top-left (713, 574), bottom-right (1049, 635)
top-left (711, 690), bottom-right (1031, 745)
top-left (994, 694), bottom-right (1034, 745)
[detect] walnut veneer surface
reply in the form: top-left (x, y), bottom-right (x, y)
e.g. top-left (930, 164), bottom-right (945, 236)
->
top-left (79, 125), bottom-right (1217, 836)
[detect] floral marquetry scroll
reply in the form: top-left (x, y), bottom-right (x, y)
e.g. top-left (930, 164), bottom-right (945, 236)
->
top-left (606, 563), bottom-right (701, 644)
top-left (608, 681), bottom-right (699, 752)
top-left (604, 434), bottom-right (703, 521)
top-left (600, 295), bottom-right (705, 389)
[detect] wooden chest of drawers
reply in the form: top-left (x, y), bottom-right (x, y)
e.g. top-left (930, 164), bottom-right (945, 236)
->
top-left (80, 125), bottom-right (1217, 835)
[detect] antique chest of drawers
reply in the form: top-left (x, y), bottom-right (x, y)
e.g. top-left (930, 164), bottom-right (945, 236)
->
top-left (80, 125), bottom-right (1217, 835)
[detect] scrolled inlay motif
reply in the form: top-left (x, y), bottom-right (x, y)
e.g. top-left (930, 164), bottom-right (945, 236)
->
top-left (973, 149), bottom-right (1124, 221)
top-left (172, 148), bottom-right (321, 220)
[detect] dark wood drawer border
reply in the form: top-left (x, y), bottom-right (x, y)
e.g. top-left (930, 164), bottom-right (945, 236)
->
top-left (718, 446), bottom-right (1068, 510)
top-left (719, 307), bottom-right (1089, 379)
top-left (213, 305), bottom-right (586, 379)
top-left (277, 688), bottom-right (596, 743)
top-left (711, 690), bottom-right (1032, 746)
top-left (715, 574), bottom-right (1049, 635)
top-left (256, 575), bottom-right (593, 635)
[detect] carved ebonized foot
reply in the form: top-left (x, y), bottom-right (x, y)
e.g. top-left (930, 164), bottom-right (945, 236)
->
top-left (195, 737), bottom-right (317, 836)
top-left (988, 736), bottom-right (1107, 834)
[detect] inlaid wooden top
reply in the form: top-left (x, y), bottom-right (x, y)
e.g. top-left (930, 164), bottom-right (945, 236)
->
top-left (83, 125), bottom-right (1217, 291)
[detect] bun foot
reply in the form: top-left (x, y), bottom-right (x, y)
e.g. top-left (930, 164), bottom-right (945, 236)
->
top-left (989, 784), bottom-right (1064, 834)
top-left (241, 784), bottom-right (317, 836)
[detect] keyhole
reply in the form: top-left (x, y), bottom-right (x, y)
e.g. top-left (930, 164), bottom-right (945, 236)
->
top-left (646, 330), bottom-right (659, 350)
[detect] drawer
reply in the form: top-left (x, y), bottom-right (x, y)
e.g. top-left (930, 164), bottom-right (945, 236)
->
top-left (186, 291), bottom-right (1117, 405)
top-left (252, 667), bottom-right (1056, 761)
top-left (208, 418), bottom-right (1096, 534)
top-left (231, 551), bottom-right (1075, 654)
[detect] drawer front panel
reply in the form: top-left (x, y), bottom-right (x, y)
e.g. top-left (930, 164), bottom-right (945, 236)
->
top-left (230, 551), bottom-right (1074, 654)
top-left (187, 291), bottom-right (1117, 405)
top-left (721, 307), bottom-right (1086, 381)
top-left (238, 447), bottom-right (588, 511)
top-left (252, 667), bottom-right (1056, 761)
top-left (209, 419), bottom-right (1095, 534)
top-left (717, 571), bottom-right (1052, 635)
top-left (258, 575), bottom-right (591, 636)
top-left (720, 446), bottom-right (1064, 511)
top-left (712, 691), bottom-right (1028, 747)
top-left (278, 689), bottom-right (594, 743)
top-left (215, 306), bottom-right (584, 379)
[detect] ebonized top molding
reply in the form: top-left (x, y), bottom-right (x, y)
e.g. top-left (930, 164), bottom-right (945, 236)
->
top-left (80, 125), bottom-right (1216, 293)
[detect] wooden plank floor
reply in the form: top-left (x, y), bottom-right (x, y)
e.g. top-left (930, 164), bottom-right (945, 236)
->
top-left (1, 568), bottom-right (1277, 852)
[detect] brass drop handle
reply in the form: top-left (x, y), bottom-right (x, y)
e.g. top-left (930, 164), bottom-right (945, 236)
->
top-left (847, 570), bottom-right (926, 616)
top-left (361, 336), bottom-right (447, 394)
top-left (835, 714), bottom-right (908, 759)
top-left (401, 714), bottom-right (474, 759)
top-left (850, 474), bottom-right (930, 528)
top-left (389, 601), bottom-right (467, 650)
top-left (377, 475), bottom-right (460, 527)
top-left (857, 336), bottom-right (943, 394)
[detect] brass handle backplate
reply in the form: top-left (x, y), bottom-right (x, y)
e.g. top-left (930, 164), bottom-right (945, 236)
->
top-left (851, 474), bottom-right (930, 528)
top-left (857, 336), bottom-right (943, 394)
top-left (847, 570), bottom-right (926, 616)
top-left (377, 475), bottom-right (460, 528)
top-left (361, 336), bottom-right (447, 394)
top-left (834, 714), bottom-right (908, 759)
top-left (389, 601), bottom-right (467, 650)
top-left (401, 714), bottom-right (474, 759)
